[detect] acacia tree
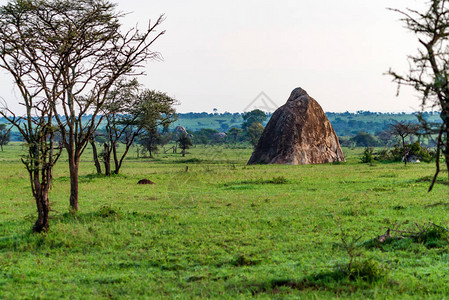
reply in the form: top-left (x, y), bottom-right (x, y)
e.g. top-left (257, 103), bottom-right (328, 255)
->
top-left (389, 121), bottom-right (418, 165)
top-left (101, 84), bottom-right (177, 175)
top-left (227, 127), bottom-right (243, 143)
top-left (177, 133), bottom-right (192, 157)
top-left (242, 109), bottom-right (267, 130)
top-left (389, 0), bottom-right (449, 189)
top-left (139, 127), bottom-right (162, 158)
top-left (0, 100), bottom-right (61, 232)
top-left (247, 122), bottom-right (264, 147)
top-left (89, 132), bottom-right (103, 174)
top-left (100, 79), bottom-right (140, 176)
top-left (0, 0), bottom-right (165, 211)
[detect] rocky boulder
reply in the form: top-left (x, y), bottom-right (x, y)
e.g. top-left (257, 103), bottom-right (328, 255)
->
top-left (174, 126), bottom-right (188, 135)
top-left (248, 88), bottom-right (345, 165)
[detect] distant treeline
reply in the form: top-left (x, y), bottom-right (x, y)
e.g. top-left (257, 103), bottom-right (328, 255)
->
top-left (171, 111), bottom-right (442, 137)
top-left (1, 111), bottom-right (442, 141)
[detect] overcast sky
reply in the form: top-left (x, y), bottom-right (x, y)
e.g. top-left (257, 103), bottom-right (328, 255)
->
top-left (0, 0), bottom-right (428, 113)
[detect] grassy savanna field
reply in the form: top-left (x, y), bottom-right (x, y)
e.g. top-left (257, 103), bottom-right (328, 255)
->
top-left (0, 143), bottom-right (449, 298)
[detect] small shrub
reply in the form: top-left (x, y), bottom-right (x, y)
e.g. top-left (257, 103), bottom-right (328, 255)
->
top-left (96, 205), bottom-right (120, 219)
top-left (269, 176), bottom-right (288, 184)
top-left (375, 149), bottom-right (389, 161)
top-left (410, 142), bottom-right (434, 162)
top-left (413, 226), bottom-right (449, 249)
top-left (360, 147), bottom-right (375, 164)
top-left (345, 259), bottom-right (386, 281)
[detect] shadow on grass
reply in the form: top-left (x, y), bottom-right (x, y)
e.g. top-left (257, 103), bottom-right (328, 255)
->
top-left (0, 218), bottom-right (44, 252)
top-left (414, 176), bottom-right (449, 187)
top-left (233, 267), bottom-right (384, 296)
top-left (0, 208), bottom-right (159, 252)
top-left (170, 158), bottom-right (240, 165)
top-left (54, 173), bottom-right (128, 183)
top-left (222, 176), bottom-right (289, 187)
top-left (0, 227), bottom-right (34, 251)
top-left (426, 201), bottom-right (449, 208)
top-left (54, 207), bottom-right (160, 224)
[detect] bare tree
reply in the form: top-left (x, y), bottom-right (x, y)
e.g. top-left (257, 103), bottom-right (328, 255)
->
top-left (389, 121), bottom-right (418, 165)
top-left (0, 99), bottom-right (62, 232)
top-left (389, 0), bottom-right (449, 189)
top-left (139, 127), bottom-right (162, 158)
top-left (0, 0), bottom-right (165, 211)
top-left (101, 79), bottom-right (141, 176)
top-left (89, 132), bottom-right (103, 174)
top-left (101, 83), bottom-right (177, 175)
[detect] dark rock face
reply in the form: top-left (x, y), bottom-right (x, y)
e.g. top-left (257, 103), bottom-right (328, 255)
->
top-left (248, 88), bottom-right (345, 165)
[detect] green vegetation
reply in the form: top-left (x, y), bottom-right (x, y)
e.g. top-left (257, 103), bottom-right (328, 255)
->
top-left (1, 143), bottom-right (449, 298)
top-left (163, 111), bottom-right (442, 135)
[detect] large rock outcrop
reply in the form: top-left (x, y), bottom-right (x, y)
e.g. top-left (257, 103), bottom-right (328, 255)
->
top-left (248, 88), bottom-right (345, 165)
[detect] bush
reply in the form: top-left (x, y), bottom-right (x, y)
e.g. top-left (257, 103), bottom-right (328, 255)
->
top-left (269, 176), bottom-right (288, 184)
top-left (96, 205), bottom-right (120, 219)
top-left (351, 132), bottom-right (379, 147)
top-left (360, 147), bottom-right (375, 164)
top-left (345, 259), bottom-right (386, 281)
top-left (374, 149), bottom-right (389, 161)
top-left (410, 142), bottom-right (434, 162)
top-left (413, 225), bottom-right (449, 249)
top-left (378, 142), bottom-right (434, 162)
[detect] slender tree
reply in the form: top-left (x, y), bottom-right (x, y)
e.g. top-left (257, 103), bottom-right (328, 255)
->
top-left (0, 100), bottom-right (61, 232)
top-left (100, 79), bottom-right (140, 175)
top-left (0, 123), bottom-right (11, 151)
top-left (0, 0), bottom-right (165, 211)
top-left (89, 132), bottom-right (102, 174)
top-left (139, 127), bottom-right (162, 158)
top-left (389, 0), bottom-right (449, 189)
top-left (389, 121), bottom-right (418, 165)
top-left (101, 84), bottom-right (177, 175)
top-left (177, 133), bottom-right (192, 157)
top-left (227, 127), bottom-right (243, 143)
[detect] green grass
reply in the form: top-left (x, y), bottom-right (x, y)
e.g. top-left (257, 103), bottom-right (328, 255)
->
top-left (0, 143), bottom-right (449, 298)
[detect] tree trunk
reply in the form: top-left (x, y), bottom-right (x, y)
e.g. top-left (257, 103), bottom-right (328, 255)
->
top-left (103, 143), bottom-right (111, 176)
top-left (30, 164), bottom-right (51, 232)
top-left (114, 135), bottom-right (137, 175)
top-left (33, 187), bottom-right (50, 233)
top-left (445, 129), bottom-right (449, 179)
top-left (402, 137), bottom-right (407, 166)
top-left (91, 141), bottom-right (102, 174)
top-left (69, 161), bottom-right (79, 211)
top-left (0, 144), bottom-right (3, 151)
top-left (112, 142), bottom-right (119, 174)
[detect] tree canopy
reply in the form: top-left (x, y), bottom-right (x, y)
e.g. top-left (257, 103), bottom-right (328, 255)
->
top-left (242, 109), bottom-right (267, 130)
top-left (389, 0), bottom-right (449, 189)
top-left (0, 0), bottom-right (165, 230)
